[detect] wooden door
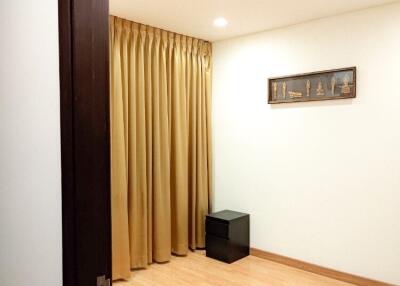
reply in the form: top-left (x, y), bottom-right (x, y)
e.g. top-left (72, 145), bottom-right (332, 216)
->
top-left (58, 0), bottom-right (112, 285)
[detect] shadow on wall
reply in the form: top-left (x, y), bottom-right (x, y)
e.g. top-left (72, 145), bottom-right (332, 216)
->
top-left (270, 98), bottom-right (355, 110)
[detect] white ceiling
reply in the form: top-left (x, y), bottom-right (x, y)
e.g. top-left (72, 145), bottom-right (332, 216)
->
top-left (110, 0), bottom-right (396, 41)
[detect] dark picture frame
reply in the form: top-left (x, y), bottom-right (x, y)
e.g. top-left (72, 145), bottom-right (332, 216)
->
top-left (268, 67), bottom-right (356, 104)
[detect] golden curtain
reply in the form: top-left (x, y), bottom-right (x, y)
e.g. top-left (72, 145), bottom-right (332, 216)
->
top-left (109, 16), bottom-right (213, 281)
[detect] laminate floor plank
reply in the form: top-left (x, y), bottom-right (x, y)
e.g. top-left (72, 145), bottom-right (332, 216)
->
top-left (114, 251), bottom-right (355, 286)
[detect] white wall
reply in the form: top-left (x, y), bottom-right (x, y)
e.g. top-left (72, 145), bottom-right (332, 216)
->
top-left (213, 3), bottom-right (400, 284)
top-left (0, 1), bottom-right (62, 286)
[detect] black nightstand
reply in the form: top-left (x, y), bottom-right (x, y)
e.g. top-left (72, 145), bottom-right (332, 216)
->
top-left (205, 210), bottom-right (249, 263)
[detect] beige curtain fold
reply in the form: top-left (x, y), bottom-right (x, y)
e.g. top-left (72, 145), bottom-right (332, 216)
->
top-left (109, 16), bottom-right (213, 281)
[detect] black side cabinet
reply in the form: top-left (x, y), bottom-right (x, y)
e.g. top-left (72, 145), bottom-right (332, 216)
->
top-left (206, 210), bottom-right (249, 263)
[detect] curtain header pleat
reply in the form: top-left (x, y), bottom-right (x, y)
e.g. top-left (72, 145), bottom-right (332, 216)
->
top-left (110, 16), bottom-right (212, 57)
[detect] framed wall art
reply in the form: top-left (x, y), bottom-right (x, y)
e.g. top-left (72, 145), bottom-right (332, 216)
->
top-left (268, 67), bottom-right (356, 104)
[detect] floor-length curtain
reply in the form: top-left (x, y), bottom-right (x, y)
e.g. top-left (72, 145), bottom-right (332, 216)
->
top-left (109, 16), bottom-right (212, 281)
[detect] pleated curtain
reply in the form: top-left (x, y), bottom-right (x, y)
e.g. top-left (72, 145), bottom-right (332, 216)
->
top-left (109, 16), bottom-right (213, 281)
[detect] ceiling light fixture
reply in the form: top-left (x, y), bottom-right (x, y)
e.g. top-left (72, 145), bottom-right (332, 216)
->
top-left (213, 17), bottom-right (228, 28)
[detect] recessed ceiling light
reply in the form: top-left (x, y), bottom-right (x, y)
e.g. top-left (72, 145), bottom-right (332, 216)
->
top-left (213, 17), bottom-right (228, 28)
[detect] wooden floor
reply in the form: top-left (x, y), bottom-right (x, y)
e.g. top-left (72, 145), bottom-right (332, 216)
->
top-left (114, 251), bottom-right (355, 286)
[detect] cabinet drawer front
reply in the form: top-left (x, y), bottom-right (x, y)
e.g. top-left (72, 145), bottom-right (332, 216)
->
top-left (206, 219), bottom-right (229, 239)
top-left (206, 234), bottom-right (230, 263)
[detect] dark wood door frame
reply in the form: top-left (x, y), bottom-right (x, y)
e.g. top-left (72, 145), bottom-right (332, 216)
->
top-left (58, 0), bottom-right (112, 285)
